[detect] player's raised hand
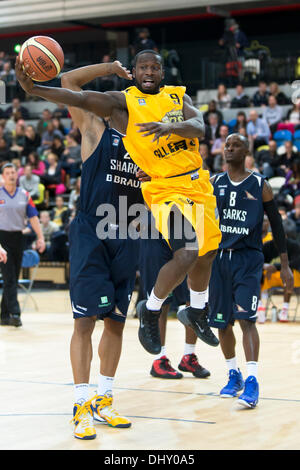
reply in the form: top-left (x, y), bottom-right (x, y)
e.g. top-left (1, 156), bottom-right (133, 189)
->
top-left (112, 61), bottom-right (132, 80)
top-left (136, 121), bottom-right (172, 144)
top-left (15, 55), bottom-right (35, 94)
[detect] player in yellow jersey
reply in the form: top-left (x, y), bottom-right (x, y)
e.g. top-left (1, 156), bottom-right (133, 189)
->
top-left (15, 50), bottom-right (221, 354)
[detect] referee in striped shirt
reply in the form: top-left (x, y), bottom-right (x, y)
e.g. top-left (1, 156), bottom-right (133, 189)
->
top-left (0, 163), bottom-right (45, 327)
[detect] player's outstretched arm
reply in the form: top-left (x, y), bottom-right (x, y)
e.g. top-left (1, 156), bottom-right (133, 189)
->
top-left (262, 180), bottom-right (294, 292)
top-left (15, 56), bottom-right (125, 118)
top-left (136, 94), bottom-right (205, 143)
top-left (61, 61), bottom-right (132, 89)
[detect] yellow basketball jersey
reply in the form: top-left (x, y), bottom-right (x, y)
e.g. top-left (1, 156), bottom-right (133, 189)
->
top-left (122, 85), bottom-right (202, 178)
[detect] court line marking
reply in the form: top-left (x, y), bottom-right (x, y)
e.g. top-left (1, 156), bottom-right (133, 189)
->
top-left (0, 379), bottom-right (300, 403)
top-left (0, 412), bottom-right (215, 425)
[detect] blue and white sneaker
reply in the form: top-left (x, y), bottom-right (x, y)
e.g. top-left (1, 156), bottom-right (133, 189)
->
top-left (220, 369), bottom-right (244, 398)
top-left (237, 376), bottom-right (259, 408)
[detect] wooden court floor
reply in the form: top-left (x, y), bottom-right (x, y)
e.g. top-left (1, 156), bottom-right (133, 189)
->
top-left (0, 290), bottom-right (300, 450)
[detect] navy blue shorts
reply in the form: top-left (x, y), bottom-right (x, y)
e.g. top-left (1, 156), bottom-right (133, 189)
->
top-left (139, 212), bottom-right (189, 306)
top-left (208, 248), bottom-right (264, 329)
top-left (69, 212), bottom-right (138, 323)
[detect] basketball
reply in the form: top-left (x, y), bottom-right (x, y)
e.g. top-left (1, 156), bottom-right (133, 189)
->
top-left (19, 36), bottom-right (64, 82)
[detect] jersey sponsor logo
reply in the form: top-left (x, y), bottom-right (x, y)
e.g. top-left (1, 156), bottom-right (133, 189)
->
top-left (138, 98), bottom-right (146, 105)
top-left (219, 188), bottom-right (225, 196)
top-left (220, 224), bottom-right (249, 235)
top-left (215, 313), bottom-right (225, 323)
top-left (112, 135), bottom-right (120, 147)
top-left (161, 109), bottom-right (184, 124)
top-left (244, 191), bottom-right (257, 201)
top-left (98, 296), bottom-right (111, 308)
top-left (191, 171), bottom-right (199, 181)
top-left (154, 139), bottom-right (188, 159)
top-left (222, 208), bottom-right (247, 222)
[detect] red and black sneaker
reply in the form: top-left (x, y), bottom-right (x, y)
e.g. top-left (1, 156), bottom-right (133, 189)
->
top-left (178, 353), bottom-right (210, 378)
top-left (150, 356), bottom-right (183, 379)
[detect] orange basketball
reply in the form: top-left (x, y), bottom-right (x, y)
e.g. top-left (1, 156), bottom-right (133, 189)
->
top-left (20, 36), bottom-right (64, 82)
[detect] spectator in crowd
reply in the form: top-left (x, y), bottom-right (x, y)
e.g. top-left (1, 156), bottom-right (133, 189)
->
top-left (286, 101), bottom-right (300, 126)
top-left (288, 195), bottom-right (300, 242)
top-left (23, 124), bottom-right (41, 157)
top-left (53, 103), bottom-right (69, 119)
top-left (0, 122), bottom-right (11, 147)
top-left (230, 84), bottom-right (250, 108)
top-left (50, 135), bottom-right (65, 159)
top-left (50, 195), bottom-right (70, 229)
top-left (37, 108), bottom-right (53, 136)
top-left (4, 97), bottom-right (29, 120)
top-left (10, 121), bottom-right (26, 158)
top-left (210, 124), bottom-right (228, 172)
top-left (131, 27), bottom-right (158, 56)
top-left (40, 121), bottom-right (64, 154)
top-left (277, 140), bottom-right (299, 171)
top-left (230, 20), bottom-right (249, 59)
top-left (38, 210), bottom-right (59, 258)
top-left (0, 51), bottom-right (7, 71)
top-left (261, 215), bottom-right (300, 322)
top-left (252, 80), bottom-right (270, 107)
top-left (232, 110), bottom-right (247, 133)
top-left (199, 142), bottom-right (212, 172)
top-left (245, 153), bottom-right (260, 173)
top-left (282, 159), bottom-right (300, 199)
top-left (60, 132), bottom-right (81, 184)
top-left (255, 139), bottom-right (279, 178)
top-left (269, 82), bottom-right (289, 105)
top-left (52, 116), bottom-right (67, 136)
top-left (262, 95), bottom-right (283, 134)
top-left (68, 176), bottom-right (81, 213)
top-left (19, 151), bottom-right (46, 177)
top-left (0, 62), bottom-right (17, 101)
top-left (204, 112), bottom-right (221, 148)
top-left (0, 137), bottom-right (14, 165)
top-left (216, 83), bottom-right (231, 109)
top-left (203, 100), bottom-right (223, 126)
top-left (19, 163), bottom-right (40, 199)
top-left (246, 109), bottom-right (270, 151)
top-left (40, 151), bottom-right (64, 195)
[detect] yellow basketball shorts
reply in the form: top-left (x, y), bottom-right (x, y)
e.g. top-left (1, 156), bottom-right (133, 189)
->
top-left (141, 168), bottom-right (221, 256)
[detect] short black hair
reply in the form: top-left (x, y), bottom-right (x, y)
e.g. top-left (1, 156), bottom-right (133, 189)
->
top-left (1, 162), bottom-right (17, 173)
top-left (226, 133), bottom-right (249, 149)
top-left (133, 49), bottom-right (163, 67)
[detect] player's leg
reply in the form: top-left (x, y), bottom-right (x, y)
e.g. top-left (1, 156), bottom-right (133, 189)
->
top-left (208, 251), bottom-right (244, 397)
top-left (233, 250), bottom-right (263, 408)
top-left (70, 316), bottom-right (97, 440)
top-left (138, 206), bottom-right (218, 353)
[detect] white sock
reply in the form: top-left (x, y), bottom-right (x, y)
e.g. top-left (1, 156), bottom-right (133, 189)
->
top-left (246, 361), bottom-right (258, 379)
top-left (190, 287), bottom-right (208, 310)
top-left (97, 374), bottom-right (114, 397)
top-left (146, 288), bottom-right (166, 311)
top-left (155, 345), bottom-right (167, 360)
top-left (184, 343), bottom-right (196, 356)
top-left (225, 357), bottom-right (238, 372)
top-left (74, 383), bottom-right (90, 404)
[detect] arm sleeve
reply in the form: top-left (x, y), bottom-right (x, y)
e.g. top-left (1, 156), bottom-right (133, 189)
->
top-left (263, 199), bottom-right (287, 254)
top-left (26, 195), bottom-right (39, 218)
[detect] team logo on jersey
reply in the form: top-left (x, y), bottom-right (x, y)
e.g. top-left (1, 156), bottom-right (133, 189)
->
top-left (244, 191), bottom-right (257, 201)
top-left (219, 188), bottom-right (225, 196)
top-left (112, 135), bottom-right (120, 147)
top-left (138, 98), bottom-right (146, 105)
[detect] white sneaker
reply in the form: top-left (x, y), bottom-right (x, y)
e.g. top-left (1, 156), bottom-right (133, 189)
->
top-left (278, 308), bottom-right (289, 323)
top-left (257, 306), bottom-right (266, 324)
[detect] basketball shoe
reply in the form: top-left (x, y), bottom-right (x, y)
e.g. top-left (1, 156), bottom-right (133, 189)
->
top-left (237, 376), bottom-right (259, 408)
top-left (136, 300), bottom-right (161, 354)
top-left (150, 356), bottom-right (183, 379)
top-left (178, 353), bottom-right (210, 378)
top-left (220, 369), bottom-right (244, 397)
top-left (72, 398), bottom-right (97, 440)
top-left (177, 305), bottom-right (219, 347)
top-left (92, 394), bottom-right (131, 428)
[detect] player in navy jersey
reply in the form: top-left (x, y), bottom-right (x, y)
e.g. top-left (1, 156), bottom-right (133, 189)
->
top-left (61, 62), bottom-right (143, 440)
top-left (209, 134), bottom-right (293, 408)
